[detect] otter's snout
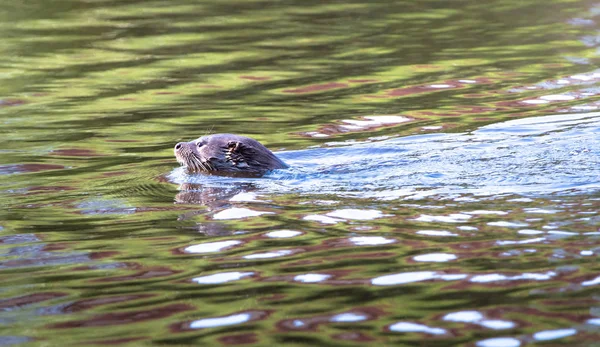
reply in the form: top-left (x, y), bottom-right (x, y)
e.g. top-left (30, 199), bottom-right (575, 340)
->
top-left (174, 141), bottom-right (193, 167)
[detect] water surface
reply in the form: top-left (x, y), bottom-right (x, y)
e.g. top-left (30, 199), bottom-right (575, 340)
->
top-left (1, 0), bottom-right (600, 346)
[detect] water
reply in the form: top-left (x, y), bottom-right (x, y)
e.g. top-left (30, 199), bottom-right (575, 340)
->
top-left (1, 0), bottom-right (600, 346)
top-left (170, 112), bottom-right (600, 198)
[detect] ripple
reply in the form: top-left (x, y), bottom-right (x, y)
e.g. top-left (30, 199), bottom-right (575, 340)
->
top-left (229, 192), bottom-right (263, 202)
top-left (184, 240), bottom-right (242, 254)
top-left (326, 209), bottom-right (386, 220)
top-left (522, 99), bottom-right (550, 104)
top-left (371, 271), bottom-right (467, 286)
top-left (571, 74), bottom-right (594, 81)
top-left (539, 94), bottom-right (575, 101)
top-left (416, 230), bottom-right (458, 236)
top-left (192, 272), bottom-right (254, 284)
top-left (413, 214), bottom-right (472, 223)
top-left (243, 250), bottom-right (293, 259)
top-left (533, 328), bottom-right (577, 341)
top-left (476, 337), bottom-right (521, 347)
top-left (294, 273), bottom-right (331, 283)
top-left (496, 237), bottom-right (546, 245)
top-left (0, 336), bottom-right (31, 346)
top-left (469, 271), bottom-right (556, 283)
top-left (586, 318), bottom-right (600, 325)
top-left (265, 230), bottom-right (303, 238)
top-left (340, 115), bottom-right (411, 130)
top-left (429, 84), bottom-right (453, 88)
top-left (464, 210), bottom-right (508, 215)
top-left (413, 253), bottom-right (457, 262)
top-left (443, 311), bottom-right (483, 322)
top-left (443, 312), bottom-right (516, 330)
top-left (517, 229), bottom-right (544, 235)
top-left (372, 271), bottom-right (436, 285)
top-left (547, 230), bottom-right (578, 236)
top-left (488, 221), bottom-right (529, 228)
top-left (349, 236), bottom-right (395, 246)
top-left (457, 226), bottom-right (478, 231)
top-left (389, 322), bottom-right (447, 335)
top-left (303, 215), bottom-right (344, 224)
top-left (581, 275), bottom-right (600, 286)
top-left (523, 208), bottom-right (562, 214)
top-left (479, 319), bottom-right (516, 330)
top-left (190, 313), bottom-right (252, 329)
top-left (213, 208), bottom-right (274, 220)
top-left (330, 313), bottom-right (367, 322)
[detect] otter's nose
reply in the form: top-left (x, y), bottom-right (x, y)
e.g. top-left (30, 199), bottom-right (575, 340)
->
top-left (175, 142), bottom-right (183, 151)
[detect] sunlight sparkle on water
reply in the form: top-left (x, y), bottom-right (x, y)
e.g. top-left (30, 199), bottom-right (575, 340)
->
top-left (587, 318), bottom-right (600, 325)
top-left (371, 271), bottom-right (467, 286)
top-left (479, 320), bottom-right (516, 330)
top-left (326, 209), bottom-right (386, 220)
top-left (457, 226), bottom-right (478, 231)
top-left (517, 229), bottom-right (544, 235)
top-left (416, 230), bottom-right (458, 236)
top-left (488, 221), bottom-right (529, 228)
top-left (413, 253), bottom-right (457, 262)
top-left (533, 328), bottom-right (577, 341)
top-left (413, 214), bottom-right (472, 223)
top-left (213, 208), bottom-right (274, 220)
top-left (184, 240), bottom-right (242, 254)
top-left (294, 274), bottom-right (331, 283)
top-left (229, 192), bottom-right (263, 202)
top-left (581, 275), bottom-right (600, 286)
top-left (265, 230), bottom-right (303, 238)
top-left (443, 311), bottom-right (483, 322)
top-left (349, 236), bottom-right (395, 246)
top-left (476, 337), bottom-right (521, 347)
top-left (192, 272), bottom-right (254, 284)
top-left (190, 313), bottom-right (252, 329)
top-left (496, 237), bottom-right (546, 245)
top-left (340, 115), bottom-right (411, 130)
top-left (464, 210), bottom-right (508, 215)
top-left (539, 94), bottom-right (575, 101)
top-left (389, 322), bottom-right (447, 335)
top-left (469, 271), bottom-right (556, 283)
top-left (330, 313), bottom-right (367, 322)
top-left (302, 215), bottom-right (343, 224)
top-left (522, 99), bottom-right (550, 104)
top-left (243, 250), bottom-right (293, 259)
top-left (523, 208), bottom-right (561, 214)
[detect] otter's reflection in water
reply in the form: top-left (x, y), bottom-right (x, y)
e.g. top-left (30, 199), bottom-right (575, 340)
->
top-left (174, 183), bottom-right (253, 207)
top-left (175, 183), bottom-right (260, 236)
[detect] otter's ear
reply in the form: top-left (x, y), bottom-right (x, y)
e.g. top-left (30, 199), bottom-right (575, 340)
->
top-left (226, 141), bottom-right (251, 164)
top-left (227, 141), bottom-right (244, 153)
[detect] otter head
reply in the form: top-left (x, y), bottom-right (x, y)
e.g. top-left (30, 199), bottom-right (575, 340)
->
top-left (174, 133), bottom-right (288, 176)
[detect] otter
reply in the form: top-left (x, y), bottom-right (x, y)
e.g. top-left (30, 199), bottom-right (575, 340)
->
top-left (174, 134), bottom-right (288, 177)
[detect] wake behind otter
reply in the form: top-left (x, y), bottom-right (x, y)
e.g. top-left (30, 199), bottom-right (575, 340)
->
top-left (169, 112), bottom-right (600, 200)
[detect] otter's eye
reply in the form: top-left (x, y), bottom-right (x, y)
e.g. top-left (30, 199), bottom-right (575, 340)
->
top-left (196, 142), bottom-right (204, 147)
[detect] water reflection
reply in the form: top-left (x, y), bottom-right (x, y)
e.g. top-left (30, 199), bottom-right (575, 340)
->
top-left (389, 322), bottom-right (447, 335)
top-left (1, 0), bottom-right (600, 346)
top-left (192, 271), bottom-right (255, 284)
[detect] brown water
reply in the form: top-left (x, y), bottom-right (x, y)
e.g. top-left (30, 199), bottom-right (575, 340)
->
top-left (1, 1), bottom-right (600, 346)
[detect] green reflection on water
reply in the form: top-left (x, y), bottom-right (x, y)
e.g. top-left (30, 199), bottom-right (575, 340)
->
top-left (1, 0), bottom-right (600, 345)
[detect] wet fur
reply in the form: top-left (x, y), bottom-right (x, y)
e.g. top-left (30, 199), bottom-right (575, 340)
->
top-left (174, 134), bottom-right (288, 177)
